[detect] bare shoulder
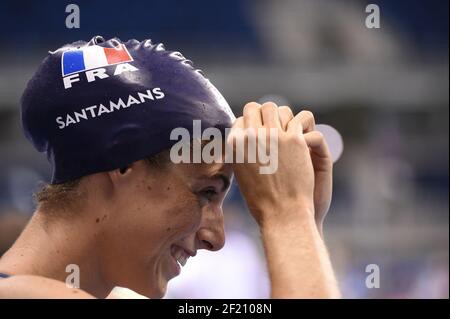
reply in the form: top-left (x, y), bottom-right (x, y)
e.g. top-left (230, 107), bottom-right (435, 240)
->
top-left (0, 275), bottom-right (95, 299)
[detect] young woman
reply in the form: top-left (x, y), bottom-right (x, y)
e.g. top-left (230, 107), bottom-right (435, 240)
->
top-left (0, 36), bottom-right (340, 298)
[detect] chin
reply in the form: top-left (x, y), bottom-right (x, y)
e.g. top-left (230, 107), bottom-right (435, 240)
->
top-left (132, 279), bottom-right (168, 299)
top-left (151, 289), bottom-right (167, 299)
top-left (147, 283), bottom-right (168, 299)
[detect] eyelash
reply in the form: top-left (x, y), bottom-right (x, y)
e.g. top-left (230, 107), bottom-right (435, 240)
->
top-left (200, 188), bottom-right (219, 202)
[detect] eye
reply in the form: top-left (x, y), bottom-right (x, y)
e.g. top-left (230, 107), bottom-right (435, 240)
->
top-left (199, 187), bottom-right (219, 202)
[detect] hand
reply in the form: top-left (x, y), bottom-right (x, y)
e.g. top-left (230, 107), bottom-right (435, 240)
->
top-left (229, 103), bottom-right (333, 235)
top-left (274, 108), bottom-right (333, 235)
top-left (228, 102), bottom-right (316, 227)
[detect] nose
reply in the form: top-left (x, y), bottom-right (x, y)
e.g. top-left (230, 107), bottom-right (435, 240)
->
top-left (196, 206), bottom-right (225, 251)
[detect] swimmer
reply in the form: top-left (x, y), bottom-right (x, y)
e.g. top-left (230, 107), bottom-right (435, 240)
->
top-left (0, 36), bottom-right (339, 298)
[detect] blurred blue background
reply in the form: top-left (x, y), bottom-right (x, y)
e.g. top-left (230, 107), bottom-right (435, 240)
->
top-left (0, 0), bottom-right (448, 298)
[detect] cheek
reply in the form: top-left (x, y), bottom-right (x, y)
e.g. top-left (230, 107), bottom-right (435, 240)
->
top-left (111, 182), bottom-right (167, 247)
top-left (114, 179), bottom-right (150, 213)
top-left (162, 193), bottom-right (203, 238)
top-left (128, 181), bottom-right (202, 246)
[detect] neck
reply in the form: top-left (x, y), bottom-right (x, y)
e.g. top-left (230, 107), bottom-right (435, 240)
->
top-left (0, 207), bottom-right (113, 298)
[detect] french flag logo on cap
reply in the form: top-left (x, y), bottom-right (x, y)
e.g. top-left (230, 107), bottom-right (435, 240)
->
top-left (62, 44), bottom-right (133, 76)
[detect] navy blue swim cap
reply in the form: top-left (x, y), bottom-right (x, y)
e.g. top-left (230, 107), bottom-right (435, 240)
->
top-left (21, 36), bottom-right (235, 184)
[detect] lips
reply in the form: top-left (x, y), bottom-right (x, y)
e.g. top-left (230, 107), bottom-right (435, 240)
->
top-left (171, 245), bottom-right (194, 268)
top-left (170, 245), bottom-right (196, 276)
top-left (173, 249), bottom-right (188, 266)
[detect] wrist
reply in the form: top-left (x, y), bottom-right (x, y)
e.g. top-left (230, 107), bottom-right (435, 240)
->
top-left (259, 210), bottom-right (323, 266)
top-left (257, 200), bottom-right (316, 232)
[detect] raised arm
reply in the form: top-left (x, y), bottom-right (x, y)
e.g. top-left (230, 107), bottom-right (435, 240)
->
top-left (229, 102), bottom-right (340, 298)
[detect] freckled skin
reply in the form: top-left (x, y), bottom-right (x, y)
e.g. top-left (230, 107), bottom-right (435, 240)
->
top-left (0, 157), bottom-right (232, 298)
top-left (97, 160), bottom-right (232, 298)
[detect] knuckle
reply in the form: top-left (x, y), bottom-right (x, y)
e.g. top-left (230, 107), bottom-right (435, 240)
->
top-left (243, 102), bottom-right (261, 113)
top-left (300, 110), bottom-right (315, 123)
top-left (261, 101), bottom-right (278, 111)
top-left (314, 131), bottom-right (324, 140)
top-left (279, 105), bottom-right (293, 114)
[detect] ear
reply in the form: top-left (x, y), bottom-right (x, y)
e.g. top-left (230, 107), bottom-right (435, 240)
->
top-left (107, 160), bottom-right (154, 196)
top-left (107, 162), bottom-right (141, 188)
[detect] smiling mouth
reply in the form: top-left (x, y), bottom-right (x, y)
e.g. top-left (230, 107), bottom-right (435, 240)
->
top-left (170, 245), bottom-right (191, 269)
